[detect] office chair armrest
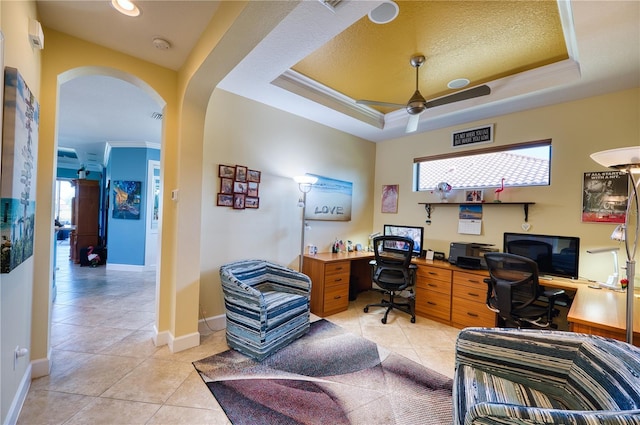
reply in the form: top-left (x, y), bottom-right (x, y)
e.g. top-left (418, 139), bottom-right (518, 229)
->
top-left (409, 264), bottom-right (418, 270)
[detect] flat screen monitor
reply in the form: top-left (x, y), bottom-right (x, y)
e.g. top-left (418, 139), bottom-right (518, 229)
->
top-left (503, 232), bottom-right (580, 279)
top-left (383, 224), bottom-right (424, 257)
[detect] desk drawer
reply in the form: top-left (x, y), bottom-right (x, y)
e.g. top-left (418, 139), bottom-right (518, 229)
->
top-left (453, 280), bottom-right (486, 302)
top-left (417, 265), bottom-right (452, 282)
top-left (325, 261), bottom-right (350, 276)
top-left (415, 287), bottom-right (451, 321)
top-left (451, 297), bottom-right (496, 328)
top-left (323, 285), bottom-right (349, 315)
top-left (416, 276), bottom-right (451, 294)
top-left (453, 271), bottom-right (487, 290)
top-left (324, 271), bottom-right (350, 289)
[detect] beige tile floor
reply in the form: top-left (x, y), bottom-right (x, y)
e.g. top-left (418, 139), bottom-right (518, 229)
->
top-left (18, 244), bottom-right (460, 424)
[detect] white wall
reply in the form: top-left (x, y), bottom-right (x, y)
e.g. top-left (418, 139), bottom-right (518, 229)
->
top-left (373, 88), bottom-right (640, 284)
top-left (199, 88), bottom-right (376, 319)
top-left (0, 1), bottom-right (41, 423)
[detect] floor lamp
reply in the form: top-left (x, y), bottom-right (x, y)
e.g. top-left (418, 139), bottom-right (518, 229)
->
top-left (294, 175), bottom-right (317, 272)
top-left (591, 146), bottom-right (640, 345)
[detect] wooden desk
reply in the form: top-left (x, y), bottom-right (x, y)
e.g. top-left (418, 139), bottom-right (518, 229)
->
top-left (304, 252), bottom-right (640, 346)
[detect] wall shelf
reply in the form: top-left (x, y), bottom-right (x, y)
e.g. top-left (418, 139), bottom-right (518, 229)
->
top-left (418, 202), bottom-right (535, 223)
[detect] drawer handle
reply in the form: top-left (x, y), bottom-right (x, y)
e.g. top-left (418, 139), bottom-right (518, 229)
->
top-left (334, 278), bottom-right (342, 282)
top-left (466, 312), bottom-right (479, 317)
top-left (334, 295), bottom-right (342, 300)
top-left (428, 272), bottom-right (438, 275)
top-left (467, 292), bottom-right (479, 297)
top-left (427, 301), bottom-right (437, 306)
top-left (427, 283), bottom-right (437, 287)
top-left (468, 280), bottom-right (481, 284)
top-left (335, 267), bottom-right (343, 271)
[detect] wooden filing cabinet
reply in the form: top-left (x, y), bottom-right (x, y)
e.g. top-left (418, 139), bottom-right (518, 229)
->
top-left (451, 270), bottom-right (496, 328)
top-left (304, 258), bottom-right (351, 316)
top-left (415, 265), bottom-right (452, 324)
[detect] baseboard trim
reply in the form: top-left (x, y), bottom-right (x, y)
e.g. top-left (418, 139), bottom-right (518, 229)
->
top-left (198, 313), bottom-right (226, 333)
top-left (6, 364), bottom-right (31, 425)
top-left (153, 326), bottom-right (171, 347)
top-left (169, 331), bottom-right (200, 353)
top-left (30, 347), bottom-right (52, 378)
top-left (106, 263), bottom-right (146, 272)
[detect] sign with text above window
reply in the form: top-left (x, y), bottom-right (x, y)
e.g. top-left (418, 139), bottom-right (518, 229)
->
top-left (452, 124), bottom-right (494, 148)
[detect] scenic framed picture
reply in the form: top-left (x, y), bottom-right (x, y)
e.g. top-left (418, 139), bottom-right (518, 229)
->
top-left (112, 180), bottom-right (142, 219)
top-left (219, 164), bottom-right (235, 178)
top-left (245, 197), bottom-right (259, 209)
top-left (233, 193), bottom-right (245, 209)
top-left (235, 165), bottom-right (248, 182)
top-left (247, 169), bottom-right (261, 182)
top-left (217, 194), bottom-right (233, 207)
top-left (381, 184), bottom-right (398, 214)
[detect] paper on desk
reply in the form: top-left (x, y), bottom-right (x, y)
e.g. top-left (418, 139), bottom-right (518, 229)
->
top-left (458, 219), bottom-right (482, 235)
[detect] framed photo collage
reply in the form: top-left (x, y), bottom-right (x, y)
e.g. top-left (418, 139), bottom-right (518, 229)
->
top-left (217, 164), bottom-right (260, 210)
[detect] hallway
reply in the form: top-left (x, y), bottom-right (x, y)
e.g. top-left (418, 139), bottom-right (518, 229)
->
top-left (17, 243), bottom-right (459, 424)
top-left (18, 242), bottom-right (231, 424)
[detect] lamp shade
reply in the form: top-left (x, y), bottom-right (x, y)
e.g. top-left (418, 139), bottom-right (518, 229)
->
top-left (590, 146), bottom-right (640, 171)
top-left (293, 175), bottom-right (318, 185)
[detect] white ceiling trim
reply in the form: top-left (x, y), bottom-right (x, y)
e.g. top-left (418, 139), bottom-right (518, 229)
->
top-left (271, 69), bottom-right (384, 129)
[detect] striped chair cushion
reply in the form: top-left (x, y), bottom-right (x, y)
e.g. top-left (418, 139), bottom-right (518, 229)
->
top-left (454, 328), bottom-right (640, 425)
top-left (220, 260), bottom-right (311, 361)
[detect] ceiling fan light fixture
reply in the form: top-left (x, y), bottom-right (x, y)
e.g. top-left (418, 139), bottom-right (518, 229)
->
top-left (448, 78), bottom-right (470, 89)
top-left (111, 0), bottom-right (140, 17)
top-left (368, 1), bottom-right (399, 24)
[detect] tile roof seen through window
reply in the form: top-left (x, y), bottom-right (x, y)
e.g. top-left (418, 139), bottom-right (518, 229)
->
top-left (417, 151), bottom-right (550, 191)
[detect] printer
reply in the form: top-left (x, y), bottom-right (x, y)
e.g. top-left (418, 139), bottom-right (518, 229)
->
top-left (449, 242), bottom-right (498, 269)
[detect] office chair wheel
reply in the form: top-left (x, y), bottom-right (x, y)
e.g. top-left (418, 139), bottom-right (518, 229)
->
top-left (381, 317), bottom-right (387, 324)
top-left (364, 307), bottom-right (369, 313)
top-left (411, 317), bottom-right (416, 323)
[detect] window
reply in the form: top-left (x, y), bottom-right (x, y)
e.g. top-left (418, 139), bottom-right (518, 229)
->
top-left (55, 179), bottom-right (75, 224)
top-left (414, 140), bottom-right (551, 191)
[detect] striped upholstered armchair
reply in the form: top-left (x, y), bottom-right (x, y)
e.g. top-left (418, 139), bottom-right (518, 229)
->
top-left (454, 327), bottom-right (640, 424)
top-left (220, 259), bottom-right (311, 361)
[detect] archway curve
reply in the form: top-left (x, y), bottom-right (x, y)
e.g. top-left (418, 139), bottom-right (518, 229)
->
top-left (58, 65), bottom-right (166, 109)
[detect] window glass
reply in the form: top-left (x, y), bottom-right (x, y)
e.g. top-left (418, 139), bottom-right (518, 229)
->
top-left (414, 141), bottom-right (551, 191)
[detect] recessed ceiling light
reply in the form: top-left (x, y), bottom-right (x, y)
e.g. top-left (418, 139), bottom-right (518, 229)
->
top-left (111, 0), bottom-right (140, 17)
top-left (448, 78), bottom-right (470, 89)
top-left (368, 1), bottom-right (399, 24)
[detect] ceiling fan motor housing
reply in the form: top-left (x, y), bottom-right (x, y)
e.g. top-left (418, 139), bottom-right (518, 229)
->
top-left (406, 90), bottom-right (426, 115)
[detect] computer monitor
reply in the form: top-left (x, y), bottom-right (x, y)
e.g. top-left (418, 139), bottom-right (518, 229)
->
top-left (503, 232), bottom-right (580, 279)
top-left (383, 224), bottom-right (424, 257)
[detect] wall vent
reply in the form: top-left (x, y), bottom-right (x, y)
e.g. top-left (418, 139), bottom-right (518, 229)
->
top-left (151, 112), bottom-right (163, 120)
top-left (319, 0), bottom-right (343, 13)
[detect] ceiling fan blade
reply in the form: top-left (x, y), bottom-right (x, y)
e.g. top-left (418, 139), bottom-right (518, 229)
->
top-left (406, 113), bottom-right (420, 133)
top-left (356, 99), bottom-right (406, 109)
top-left (425, 85), bottom-right (491, 109)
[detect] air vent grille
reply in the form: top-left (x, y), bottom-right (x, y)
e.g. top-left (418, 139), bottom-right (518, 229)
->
top-left (151, 112), bottom-right (163, 120)
top-left (319, 0), bottom-right (343, 12)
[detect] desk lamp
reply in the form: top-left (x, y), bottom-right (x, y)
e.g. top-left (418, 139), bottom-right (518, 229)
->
top-left (590, 146), bottom-right (640, 345)
top-left (294, 175), bottom-right (317, 271)
top-left (586, 247), bottom-right (620, 289)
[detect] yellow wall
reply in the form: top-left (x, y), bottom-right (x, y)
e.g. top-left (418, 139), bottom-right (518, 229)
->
top-left (374, 88), bottom-right (640, 284)
top-left (0, 1), bottom-right (41, 421)
top-left (198, 88), bottom-right (375, 317)
top-left (38, 28), bottom-right (178, 358)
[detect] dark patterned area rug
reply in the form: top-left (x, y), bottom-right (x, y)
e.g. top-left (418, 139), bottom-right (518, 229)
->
top-left (193, 319), bottom-right (453, 425)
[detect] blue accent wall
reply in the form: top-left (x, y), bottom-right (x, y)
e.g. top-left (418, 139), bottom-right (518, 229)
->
top-left (106, 147), bottom-right (160, 266)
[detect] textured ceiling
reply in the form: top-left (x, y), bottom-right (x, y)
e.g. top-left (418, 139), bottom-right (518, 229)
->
top-left (293, 0), bottom-right (568, 112)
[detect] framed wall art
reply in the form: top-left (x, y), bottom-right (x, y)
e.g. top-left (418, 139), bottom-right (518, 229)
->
top-left (304, 174), bottom-right (352, 221)
top-left (582, 171), bottom-right (627, 223)
top-left (1, 67), bottom-right (40, 273)
top-left (217, 164), bottom-right (260, 210)
top-left (113, 180), bottom-right (142, 219)
top-left (381, 184), bottom-right (398, 214)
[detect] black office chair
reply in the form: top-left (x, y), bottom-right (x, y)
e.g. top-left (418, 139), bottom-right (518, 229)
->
top-left (483, 252), bottom-right (565, 328)
top-left (364, 235), bottom-right (417, 324)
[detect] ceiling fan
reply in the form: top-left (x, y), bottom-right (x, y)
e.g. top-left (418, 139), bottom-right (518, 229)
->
top-left (356, 54), bottom-right (491, 133)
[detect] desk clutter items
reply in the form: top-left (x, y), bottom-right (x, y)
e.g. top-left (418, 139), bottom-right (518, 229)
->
top-left (217, 164), bottom-right (260, 210)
